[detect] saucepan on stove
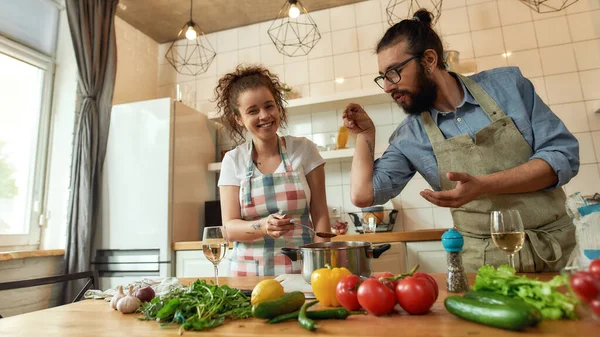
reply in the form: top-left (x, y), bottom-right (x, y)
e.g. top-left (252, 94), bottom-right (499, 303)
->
top-left (281, 241), bottom-right (391, 283)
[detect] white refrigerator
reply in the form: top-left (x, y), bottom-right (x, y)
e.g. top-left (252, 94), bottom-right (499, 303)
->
top-left (93, 97), bottom-right (216, 290)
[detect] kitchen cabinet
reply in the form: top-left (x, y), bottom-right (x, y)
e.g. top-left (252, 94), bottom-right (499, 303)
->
top-left (405, 241), bottom-right (447, 273)
top-left (175, 250), bottom-right (231, 278)
top-left (371, 242), bottom-right (406, 274)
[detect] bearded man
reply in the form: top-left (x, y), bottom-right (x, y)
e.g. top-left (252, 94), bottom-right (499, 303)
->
top-left (343, 9), bottom-right (579, 273)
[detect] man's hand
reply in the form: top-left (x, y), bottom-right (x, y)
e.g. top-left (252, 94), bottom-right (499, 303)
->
top-left (420, 172), bottom-right (484, 208)
top-left (342, 103), bottom-right (375, 134)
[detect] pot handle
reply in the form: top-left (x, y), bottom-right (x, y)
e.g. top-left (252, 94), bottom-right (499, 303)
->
top-left (347, 212), bottom-right (361, 229)
top-left (280, 248), bottom-right (302, 262)
top-left (369, 243), bottom-right (391, 259)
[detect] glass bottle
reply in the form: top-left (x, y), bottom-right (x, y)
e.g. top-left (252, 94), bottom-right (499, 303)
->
top-left (441, 228), bottom-right (469, 292)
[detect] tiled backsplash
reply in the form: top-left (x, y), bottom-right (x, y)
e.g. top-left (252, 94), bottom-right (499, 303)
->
top-left (150, 0), bottom-right (600, 234)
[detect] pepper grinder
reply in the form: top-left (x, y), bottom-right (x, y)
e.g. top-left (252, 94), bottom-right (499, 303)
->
top-left (441, 228), bottom-right (469, 292)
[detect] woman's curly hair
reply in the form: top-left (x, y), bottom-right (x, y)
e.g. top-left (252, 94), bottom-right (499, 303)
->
top-left (213, 65), bottom-right (288, 144)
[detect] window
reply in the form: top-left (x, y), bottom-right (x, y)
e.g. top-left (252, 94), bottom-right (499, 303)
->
top-left (0, 36), bottom-right (54, 249)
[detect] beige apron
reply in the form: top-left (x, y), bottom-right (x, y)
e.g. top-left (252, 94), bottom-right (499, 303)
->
top-left (421, 75), bottom-right (576, 272)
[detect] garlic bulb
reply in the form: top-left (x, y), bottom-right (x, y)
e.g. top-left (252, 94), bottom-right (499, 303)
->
top-left (117, 285), bottom-right (141, 314)
top-left (110, 285), bottom-right (126, 310)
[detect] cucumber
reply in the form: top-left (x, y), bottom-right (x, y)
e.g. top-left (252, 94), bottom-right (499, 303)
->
top-left (252, 291), bottom-right (306, 319)
top-left (444, 296), bottom-right (535, 331)
top-left (463, 291), bottom-right (542, 326)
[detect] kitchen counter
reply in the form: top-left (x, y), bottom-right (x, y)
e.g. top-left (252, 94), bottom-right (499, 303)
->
top-left (172, 241), bottom-right (234, 251)
top-left (331, 229), bottom-right (445, 243)
top-left (172, 229), bottom-right (446, 250)
top-left (1, 274), bottom-right (596, 337)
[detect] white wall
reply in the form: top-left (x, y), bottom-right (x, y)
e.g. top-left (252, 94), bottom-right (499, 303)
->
top-left (113, 17), bottom-right (159, 105)
top-left (157, 0), bottom-right (600, 234)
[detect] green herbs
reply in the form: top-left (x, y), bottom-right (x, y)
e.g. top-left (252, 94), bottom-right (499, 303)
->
top-left (472, 265), bottom-right (577, 320)
top-left (139, 280), bottom-right (252, 334)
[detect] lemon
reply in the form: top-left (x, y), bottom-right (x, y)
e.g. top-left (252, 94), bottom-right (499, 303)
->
top-left (251, 279), bottom-right (284, 306)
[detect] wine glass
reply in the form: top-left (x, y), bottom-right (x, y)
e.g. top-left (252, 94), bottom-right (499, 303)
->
top-left (202, 226), bottom-right (228, 285)
top-left (490, 209), bottom-right (525, 269)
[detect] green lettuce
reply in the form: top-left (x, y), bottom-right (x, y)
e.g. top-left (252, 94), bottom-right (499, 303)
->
top-left (472, 264), bottom-right (578, 320)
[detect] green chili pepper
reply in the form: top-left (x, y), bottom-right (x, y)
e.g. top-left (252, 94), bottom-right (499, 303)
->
top-left (298, 300), bottom-right (319, 331)
top-left (268, 307), bottom-right (364, 324)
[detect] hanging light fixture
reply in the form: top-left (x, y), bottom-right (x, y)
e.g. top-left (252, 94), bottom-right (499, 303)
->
top-left (165, 0), bottom-right (216, 76)
top-left (518, 0), bottom-right (578, 13)
top-left (386, 0), bottom-right (443, 26)
top-left (268, 0), bottom-right (321, 57)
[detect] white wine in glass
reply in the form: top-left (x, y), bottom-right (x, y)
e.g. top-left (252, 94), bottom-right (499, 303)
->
top-left (202, 226), bottom-right (228, 285)
top-left (490, 210), bottom-right (525, 269)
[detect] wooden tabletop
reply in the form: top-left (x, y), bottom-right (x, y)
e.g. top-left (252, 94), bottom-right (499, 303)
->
top-left (0, 274), bottom-right (597, 337)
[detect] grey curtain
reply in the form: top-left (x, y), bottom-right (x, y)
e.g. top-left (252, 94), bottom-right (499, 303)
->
top-left (63, 0), bottom-right (118, 303)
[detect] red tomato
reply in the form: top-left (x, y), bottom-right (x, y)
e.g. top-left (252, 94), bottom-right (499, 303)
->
top-left (357, 278), bottom-right (397, 316)
top-left (590, 259), bottom-right (600, 275)
top-left (336, 275), bottom-right (362, 311)
top-left (395, 276), bottom-right (436, 315)
top-left (413, 272), bottom-right (439, 301)
top-left (570, 271), bottom-right (600, 303)
top-left (590, 299), bottom-right (600, 318)
top-left (373, 272), bottom-right (398, 290)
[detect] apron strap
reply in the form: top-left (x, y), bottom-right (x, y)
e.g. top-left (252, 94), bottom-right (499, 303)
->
top-left (278, 136), bottom-right (294, 172)
top-left (243, 141), bottom-right (255, 206)
top-left (524, 229), bottom-right (563, 264)
top-left (243, 135), bottom-right (290, 205)
top-left (421, 111), bottom-right (446, 147)
top-left (456, 74), bottom-right (505, 122)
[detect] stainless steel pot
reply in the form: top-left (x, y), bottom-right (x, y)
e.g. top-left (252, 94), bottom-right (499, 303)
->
top-left (281, 241), bottom-right (391, 283)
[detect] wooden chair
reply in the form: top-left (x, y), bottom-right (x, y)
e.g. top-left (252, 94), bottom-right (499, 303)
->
top-left (0, 270), bottom-right (99, 318)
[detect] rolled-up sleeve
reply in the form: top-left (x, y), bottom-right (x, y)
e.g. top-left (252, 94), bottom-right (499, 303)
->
top-left (518, 73), bottom-right (580, 188)
top-left (372, 142), bottom-right (416, 205)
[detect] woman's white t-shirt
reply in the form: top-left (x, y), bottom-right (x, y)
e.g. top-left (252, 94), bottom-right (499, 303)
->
top-left (217, 136), bottom-right (325, 204)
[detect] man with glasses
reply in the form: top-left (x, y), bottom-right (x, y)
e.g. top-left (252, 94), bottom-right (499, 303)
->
top-left (343, 9), bottom-right (579, 273)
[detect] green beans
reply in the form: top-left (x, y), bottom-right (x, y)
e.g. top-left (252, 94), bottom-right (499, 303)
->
top-left (267, 307), bottom-right (364, 324)
top-left (298, 300), bottom-right (319, 331)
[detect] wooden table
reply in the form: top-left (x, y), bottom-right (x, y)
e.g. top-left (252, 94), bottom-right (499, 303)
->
top-left (0, 274), bottom-right (597, 336)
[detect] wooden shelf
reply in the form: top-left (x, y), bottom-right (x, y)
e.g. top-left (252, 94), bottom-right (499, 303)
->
top-left (205, 72), bottom-right (478, 121)
top-left (207, 88), bottom-right (389, 121)
top-left (320, 147), bottom-right (354, 159)
top-left (208, 162), bottom-right (222, 172)
top-left (207, 148), bottom-right (355, 172)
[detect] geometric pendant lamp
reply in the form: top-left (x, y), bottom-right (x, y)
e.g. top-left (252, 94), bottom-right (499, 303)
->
top-left (268, 0), bottom-right (321, 57)
top-left (165, 0), bottom-right (216, 76)
top-left (518, 0), bottom-right (579, 13)
top-left (386, 0), bottom-right (443, 26)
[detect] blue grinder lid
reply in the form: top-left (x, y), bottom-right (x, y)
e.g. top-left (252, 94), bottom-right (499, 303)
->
top-left (442, 228), bottom-right (464, 253)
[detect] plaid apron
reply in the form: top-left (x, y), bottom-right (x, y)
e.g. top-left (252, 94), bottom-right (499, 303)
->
top-left (229, 136), bottom-right (312, 276)
top-left (421, 74), bottom-right (575, 272)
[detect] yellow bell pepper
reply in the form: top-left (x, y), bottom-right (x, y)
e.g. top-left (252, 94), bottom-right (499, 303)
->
top-left (310, 264), bottom-right (352, 307)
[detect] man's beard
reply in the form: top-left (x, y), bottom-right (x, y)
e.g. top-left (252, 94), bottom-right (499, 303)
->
top-left (393, 65), bottom-right (438, 115)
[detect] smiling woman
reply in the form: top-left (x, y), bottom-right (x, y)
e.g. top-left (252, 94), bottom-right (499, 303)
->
top-left (213, 65), bottom-right (331, 277)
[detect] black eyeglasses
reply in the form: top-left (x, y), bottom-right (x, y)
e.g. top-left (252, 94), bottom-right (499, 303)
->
top-left (373, 55), bottom-right (420, 89)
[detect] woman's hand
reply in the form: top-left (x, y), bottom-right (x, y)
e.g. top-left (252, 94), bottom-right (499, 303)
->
top-left (262, 213), bottom-right (295, 238)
